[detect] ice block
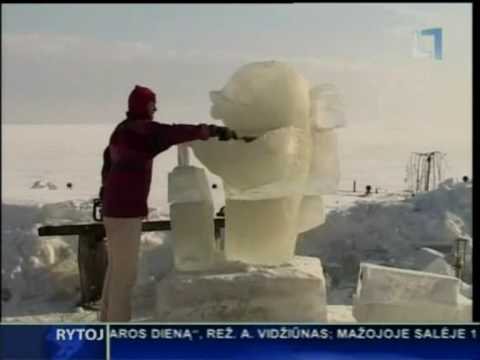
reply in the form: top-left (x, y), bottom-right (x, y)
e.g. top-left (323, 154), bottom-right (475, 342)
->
top-left (168, 165), bottom-right (215, 271)
top-left (297, 195), bottom-right (325, 234)
top-left (352, 263), bottom-right (468, 322)
top-left (224, 196), bottom-right (303, 265)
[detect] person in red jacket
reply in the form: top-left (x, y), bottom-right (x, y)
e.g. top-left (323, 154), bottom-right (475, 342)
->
top-left (98, 85), bottom-right (237, 322)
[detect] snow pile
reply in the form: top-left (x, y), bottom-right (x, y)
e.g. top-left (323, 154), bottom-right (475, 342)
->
top-left (1, 200), bottom-right (173, 317)
top-left (297, 179), bottom-right (472, 301)
top-left (399, 247), bottom-right (456, 278)
top-left (2, 202), bottom-right (78, 313)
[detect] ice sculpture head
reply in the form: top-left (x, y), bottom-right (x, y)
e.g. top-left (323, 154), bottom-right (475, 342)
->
top-left (193, 61), bottom-right (313, 199)
top-left (209, 61), bottom-right (311, 136)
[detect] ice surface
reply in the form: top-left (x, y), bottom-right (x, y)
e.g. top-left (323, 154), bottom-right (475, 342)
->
top-left (168, 166), bottom-right (213, 204)
top-left (224, 196), bottom-right (303, 265)
top-left (210, 61), bottom-right (311, 135)
top-left (305, 129), bottom-right (340, 196)
top-left (297, 195), bottom-right (325, 234)
top-left (297, 129), bottom-right (340, 233)
top-left (168, 166), bottom-right (216, 271)
top-left (155, 256), bottom-right (327, 322)
top-left (352, 263), bottom-right (470, 322)
top-left (191, 126), bottom-right (310, 264)
top-left (191, 126), bottom-right (312, 200)
top-left (170, 202), bottom-right (215, 271)
top-left (356, 263), bottom-right (459, 305)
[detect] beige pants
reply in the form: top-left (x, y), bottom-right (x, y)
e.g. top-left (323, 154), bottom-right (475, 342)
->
top-left (99, 217), bottom-right (142, 322)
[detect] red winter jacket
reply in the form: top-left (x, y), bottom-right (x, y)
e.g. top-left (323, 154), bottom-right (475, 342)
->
top-left (101, 119), bottom-right (211, 218)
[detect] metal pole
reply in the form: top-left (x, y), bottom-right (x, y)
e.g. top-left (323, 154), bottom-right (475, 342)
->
top-left (425, 153), bottom-right (432, 191)
top-left (416, 154), bottom-right (422, 192)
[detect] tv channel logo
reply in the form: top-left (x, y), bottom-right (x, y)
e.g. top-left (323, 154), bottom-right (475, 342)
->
top-left (413, 28), bottom-right (443, 60)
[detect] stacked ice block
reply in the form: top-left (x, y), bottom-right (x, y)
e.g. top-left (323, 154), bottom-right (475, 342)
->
top-left (353, 263), bottom-right (471, 322)
top-left (168, 158), bottom-right (216, 271)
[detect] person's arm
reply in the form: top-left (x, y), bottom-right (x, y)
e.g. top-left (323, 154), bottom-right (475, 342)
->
top-left (146, 122), bottom-right (237, 157)
top-left (166, 123), bottom-right (212, 145)
top-left (166, 123), bottom-right (239, 145)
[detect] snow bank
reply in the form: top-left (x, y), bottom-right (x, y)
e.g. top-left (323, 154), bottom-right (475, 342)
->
top-left (297, 179), bottom-right (472, 298)
top-left (1, 200), bottom-right (173, 318)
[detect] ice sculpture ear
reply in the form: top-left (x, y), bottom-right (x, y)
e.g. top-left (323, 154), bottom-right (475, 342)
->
top-left (310, 84), bottom-right (346, 131)
top-left (297, 84), bottom-right (344, 234)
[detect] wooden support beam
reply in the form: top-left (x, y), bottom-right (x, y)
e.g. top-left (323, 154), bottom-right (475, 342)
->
top-left (78, 233), bottom-right (108, 305)
top-left (38, 218), bottom-right (225, 237)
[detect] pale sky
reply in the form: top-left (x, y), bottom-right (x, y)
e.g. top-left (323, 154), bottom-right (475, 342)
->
top-left (2, 3), bottom-right (472, 144)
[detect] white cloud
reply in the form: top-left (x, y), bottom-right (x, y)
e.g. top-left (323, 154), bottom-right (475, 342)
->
top-left (2, 32), bottom-right (251, 123)
top-left (1, 31), bottom-right (471, 132)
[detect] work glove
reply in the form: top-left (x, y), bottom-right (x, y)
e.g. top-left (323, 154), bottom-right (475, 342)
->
top-left (208, 125), bottom-right (238, 141)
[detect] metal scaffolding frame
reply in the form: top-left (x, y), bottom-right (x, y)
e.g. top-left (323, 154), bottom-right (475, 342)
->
top-left (405, 151), bottom-right (447, 193)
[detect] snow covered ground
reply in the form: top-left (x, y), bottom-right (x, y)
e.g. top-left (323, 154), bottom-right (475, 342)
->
top-left (1, 124), bottom-right (472, 322)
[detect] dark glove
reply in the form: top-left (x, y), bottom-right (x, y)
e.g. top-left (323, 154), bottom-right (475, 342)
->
top-left (217, 127), bottom-right (238, 141)
top-left (208, 125), bottom-right (238, 141)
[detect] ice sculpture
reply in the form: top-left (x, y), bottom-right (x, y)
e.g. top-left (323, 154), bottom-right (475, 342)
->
top-left (190, 61), bottom-right (344, 265)
top-left (168, 146), bottom-right (216, 271)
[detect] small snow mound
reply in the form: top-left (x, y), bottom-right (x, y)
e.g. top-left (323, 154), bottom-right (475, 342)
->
top-left (46, 182), bottom-right (58, 190)
top-left (32, 180), bottom-right (47, 189)
top-left (39, 200), bottom-right (93, 225)
top-left (31, 180), bottom-right (58, 190)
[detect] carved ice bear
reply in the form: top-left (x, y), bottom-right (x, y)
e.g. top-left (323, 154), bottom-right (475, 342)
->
top-left (190, 61), bottom-right (342, 265)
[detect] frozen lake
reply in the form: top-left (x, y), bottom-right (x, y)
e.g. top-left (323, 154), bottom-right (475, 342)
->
top-left (1, 123), bottom-right (471, 208)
